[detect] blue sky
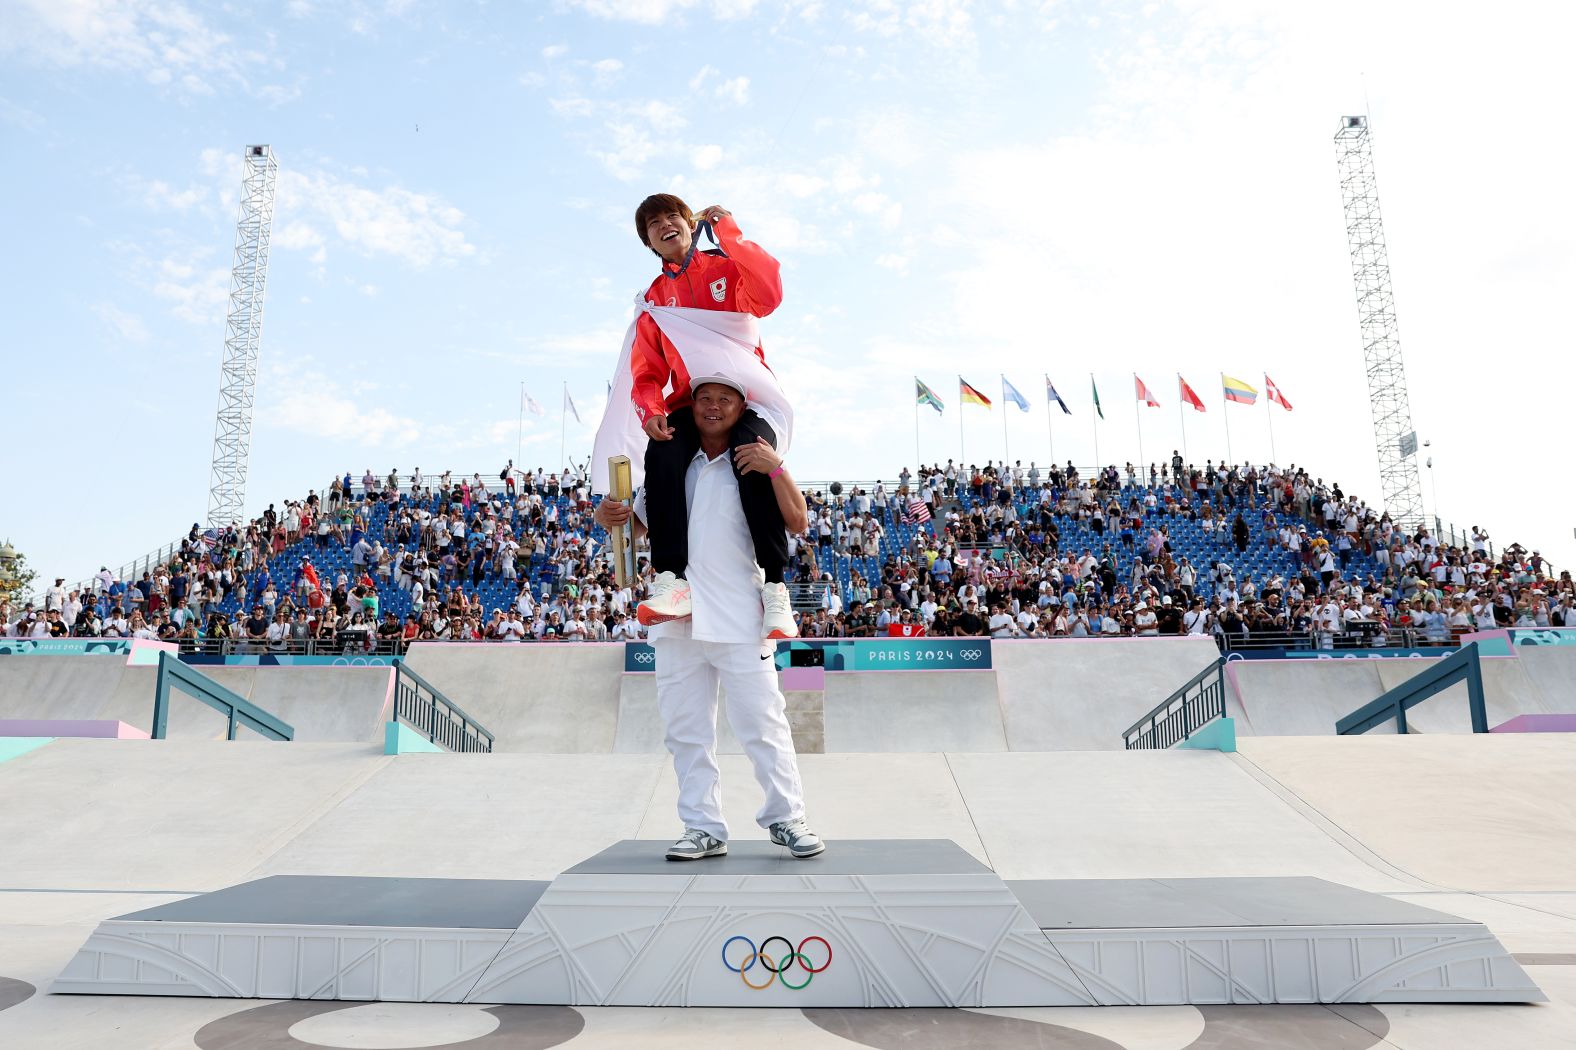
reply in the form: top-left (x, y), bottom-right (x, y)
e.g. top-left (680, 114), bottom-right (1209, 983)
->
top-left (4, 0), bottom-right (1574, 586)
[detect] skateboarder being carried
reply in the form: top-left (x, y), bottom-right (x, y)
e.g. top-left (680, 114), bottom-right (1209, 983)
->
top-left (595, 375), bottom-right (824, 861)
top-left (629, 194), bottom-right (797, 641)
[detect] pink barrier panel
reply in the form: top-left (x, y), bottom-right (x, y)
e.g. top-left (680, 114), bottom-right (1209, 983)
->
top-left (1491, 714), bottom-right (1576, 734)
top-left (0, 719), bottom-right (150, 740)
top-left (126, 639), bottom-right (179, 666)
top-left (780, 667), bottom-right (825, 692)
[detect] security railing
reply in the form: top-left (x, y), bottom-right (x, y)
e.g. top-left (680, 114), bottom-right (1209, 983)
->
top-left (1122, 658), bottom-right (1227, 750)
top-left (152, 650), bottom-right (294, 741)
top-left (392, 661), bottom-right (494, 754)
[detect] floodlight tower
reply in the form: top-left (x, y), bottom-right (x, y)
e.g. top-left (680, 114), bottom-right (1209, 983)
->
top-left (206, 145), bottom-right (278, 529)
top-left (1333, 116), bottom-right (1425, 531)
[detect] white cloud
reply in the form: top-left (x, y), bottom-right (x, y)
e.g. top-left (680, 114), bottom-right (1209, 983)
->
top-left (692, 144), bottom-right (723, 171)
top-left (132, 177), bottom-right (207, 211)
top-left (273, 220), bottom-right (324, 251)
top-left (567, 0), bottom-right (762, 23)
top-left (260, 358), bottom-right (424, 446)
top-left (0, 0), bottom-right (274, 95)
top-left (550, 96), bottom-right (596, 118)
top-left (591, 57), bottom-right (624, 86)
top-left (844, 0), bottom-right (975, 49)
top-left (92, 303), bottom-right (150, 344)
top-left (689, 64), bottom-right (716, 92)
top-left (629, 99), bottom-right (685, 132)
top-left (541, 43), bottom-right (568, 59)
top-left (567, 0), bottom-right (699, 24)
top-left (874, 252), bottom-right (909, 275)
top-left (0, 95), bottom-right (45, 130)
top-left (593, 122), bottom-right (656, 182)
top-left (275, 168), bottom-right (475, 268)
top-left (714, 75), bottom-right (750, 106)
top-left (151, 257), bottom-right (230, 325)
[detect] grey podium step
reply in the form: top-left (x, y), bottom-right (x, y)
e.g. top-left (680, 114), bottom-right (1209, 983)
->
top-left (54, 839), bottom-right (1544, 1008)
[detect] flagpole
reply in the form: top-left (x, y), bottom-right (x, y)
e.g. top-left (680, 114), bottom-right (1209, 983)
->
top-left (958, 376), bottom-right (966, 468)
top-left (517, 382), bottom-right (525, 468)
top-left (1001, 376), bottom-right (1010, 462)
top-left (1090, 372), bottom-right (1099, 470)
top-left (1045, 375), bottom-right (1054, 464)
top-left (1134, 374), bottom-right (1144, 479)
top-left (1220, 372), bottom-right (1233, 466)
top-left (913, 378), bottom-right (921, 474)
top-left (1266, 383), bottom-right (1278, 466)
top-left (1177, 374), bottom-right (1188, 465)
top-left (560, 381), bottom-right (568, 470)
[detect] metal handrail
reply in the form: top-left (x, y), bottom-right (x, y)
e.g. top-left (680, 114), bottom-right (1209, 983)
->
top-left (1122, 658), bottom-right (1227, 750)
top-left (392, 660), bottom-right (494, 753)
top-left (1335, 642), bottom-right (1487, 735)
top-left (152, 650), bottom-right (294, 741)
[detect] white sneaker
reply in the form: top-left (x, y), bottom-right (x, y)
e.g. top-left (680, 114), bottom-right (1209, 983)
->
top-left (761, 581), bottom-right (798, 639)
top-left (637, 571), bottom-right (692, 626)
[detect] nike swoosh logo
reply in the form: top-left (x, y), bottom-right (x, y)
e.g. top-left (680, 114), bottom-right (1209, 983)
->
top-left (760, 653), bottom-right (771, 661)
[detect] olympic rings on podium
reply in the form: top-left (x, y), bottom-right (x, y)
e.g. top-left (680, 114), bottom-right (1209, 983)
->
top-left (721, 935), bottom-right (832, 990)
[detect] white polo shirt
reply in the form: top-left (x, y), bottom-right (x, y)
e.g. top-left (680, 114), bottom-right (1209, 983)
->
top-left (634, 447), bottom-right (764, 644)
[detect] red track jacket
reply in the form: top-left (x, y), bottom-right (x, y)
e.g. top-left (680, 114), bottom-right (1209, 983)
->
top-left (631, 215), bottom-right (783, 425)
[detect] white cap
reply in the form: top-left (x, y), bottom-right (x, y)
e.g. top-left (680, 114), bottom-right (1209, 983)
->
top-left (689, 372), bottom-right (748, 398)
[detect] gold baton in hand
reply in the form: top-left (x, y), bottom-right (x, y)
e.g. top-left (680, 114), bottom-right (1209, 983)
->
top-left (608, 456), bottom-right (634, 588)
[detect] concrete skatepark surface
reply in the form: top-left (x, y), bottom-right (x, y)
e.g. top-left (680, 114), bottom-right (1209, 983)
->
top-left (3, 640), bottom-right (1576, 1046)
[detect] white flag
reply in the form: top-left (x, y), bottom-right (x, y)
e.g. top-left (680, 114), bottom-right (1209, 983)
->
top-left (564, 387), bottom-right (582, 424)
top-left (522, 389), bottom-right (544, 417)
top-left (593, 296), bottom-right (793, 494)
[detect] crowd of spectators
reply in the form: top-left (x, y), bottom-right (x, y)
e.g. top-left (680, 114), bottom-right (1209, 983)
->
top-left (793, 458), bottom-right (1573, 649)
top-left (4, 457), bottom-right (1571, 654)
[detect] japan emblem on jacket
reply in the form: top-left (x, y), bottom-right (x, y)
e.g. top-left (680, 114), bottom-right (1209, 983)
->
top-left (709, 277), bottom-right (727, 303)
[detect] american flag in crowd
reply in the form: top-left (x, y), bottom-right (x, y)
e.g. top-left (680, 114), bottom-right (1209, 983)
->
top-left (904, 498), bottom-right (932, 525)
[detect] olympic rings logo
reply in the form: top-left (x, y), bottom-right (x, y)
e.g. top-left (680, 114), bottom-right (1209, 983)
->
top-left (633, 650), bottom-right (655, 665)
top-left (721, 935), bottom-right (831, 990)
top-left (960, 648), bottom-right (983, 660)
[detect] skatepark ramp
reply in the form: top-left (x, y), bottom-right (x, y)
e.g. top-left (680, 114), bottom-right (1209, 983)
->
top-left (6, 635), bottom-right (1574, 755)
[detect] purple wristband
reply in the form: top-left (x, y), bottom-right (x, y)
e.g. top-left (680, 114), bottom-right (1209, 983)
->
top-left (770, 464), bottom-right (786, 479)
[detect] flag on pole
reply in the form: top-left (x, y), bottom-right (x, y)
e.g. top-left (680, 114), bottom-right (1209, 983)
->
top-left (1135, 375), bottom-right (1160, 407)
top-left (915, 377), bottom-right (945, 414)
top-left (1002, 376), bottom-right (1030, 412)
top-left (1178, 375), bottom-right (1206, 412)
top-left (1221, 375), bottom-right (1258, 405)
top-left (1265, 374), bottom-right (1293, 411)
top-left (564, 387), bottom-right (583, 422)
top-left (1046, 376), bottom-right (1072, 415)
top-left (522, 390), bottom-right (545, 416)
top-left (959, 377), bottom-right (992, 408)
top-left (1090, 375), bottom-right (1104, 419)
top-left (904, 497), bottom-right (932, 525)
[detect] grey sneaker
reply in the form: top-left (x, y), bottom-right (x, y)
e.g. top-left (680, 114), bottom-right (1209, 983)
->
top-left (666, 828), bottom-right (728, 861)
top-left (768, 818), bottom-right (826, 859)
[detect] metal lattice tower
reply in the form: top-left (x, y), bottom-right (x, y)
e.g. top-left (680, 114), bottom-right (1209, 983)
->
top-left (1333, 116), bottom-right (1424, 531)
top-left (207, 145), bottom-right (278, 529)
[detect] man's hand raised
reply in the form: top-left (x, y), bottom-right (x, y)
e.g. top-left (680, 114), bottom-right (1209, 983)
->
top-left (643, 414), bottom-right (675, 441)
top-left (697, 205), bottom-right (731, 225)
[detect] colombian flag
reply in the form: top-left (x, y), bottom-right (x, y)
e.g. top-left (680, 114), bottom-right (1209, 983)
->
top-left (1221, 374), bottom-right (1258, 405)
top-left (959, 377), bottom-right (992, 408)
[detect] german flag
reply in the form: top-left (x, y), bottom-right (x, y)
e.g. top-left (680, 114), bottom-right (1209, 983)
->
top-left (959, 376), bottom-right (992, 408)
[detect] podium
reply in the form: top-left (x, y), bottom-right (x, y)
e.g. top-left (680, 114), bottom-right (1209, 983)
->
top-left (54, 839), bottom-right (1542, 1007)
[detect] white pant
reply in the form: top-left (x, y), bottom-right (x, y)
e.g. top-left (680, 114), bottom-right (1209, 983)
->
top-left (654, 636), bottom-right (805, 841)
